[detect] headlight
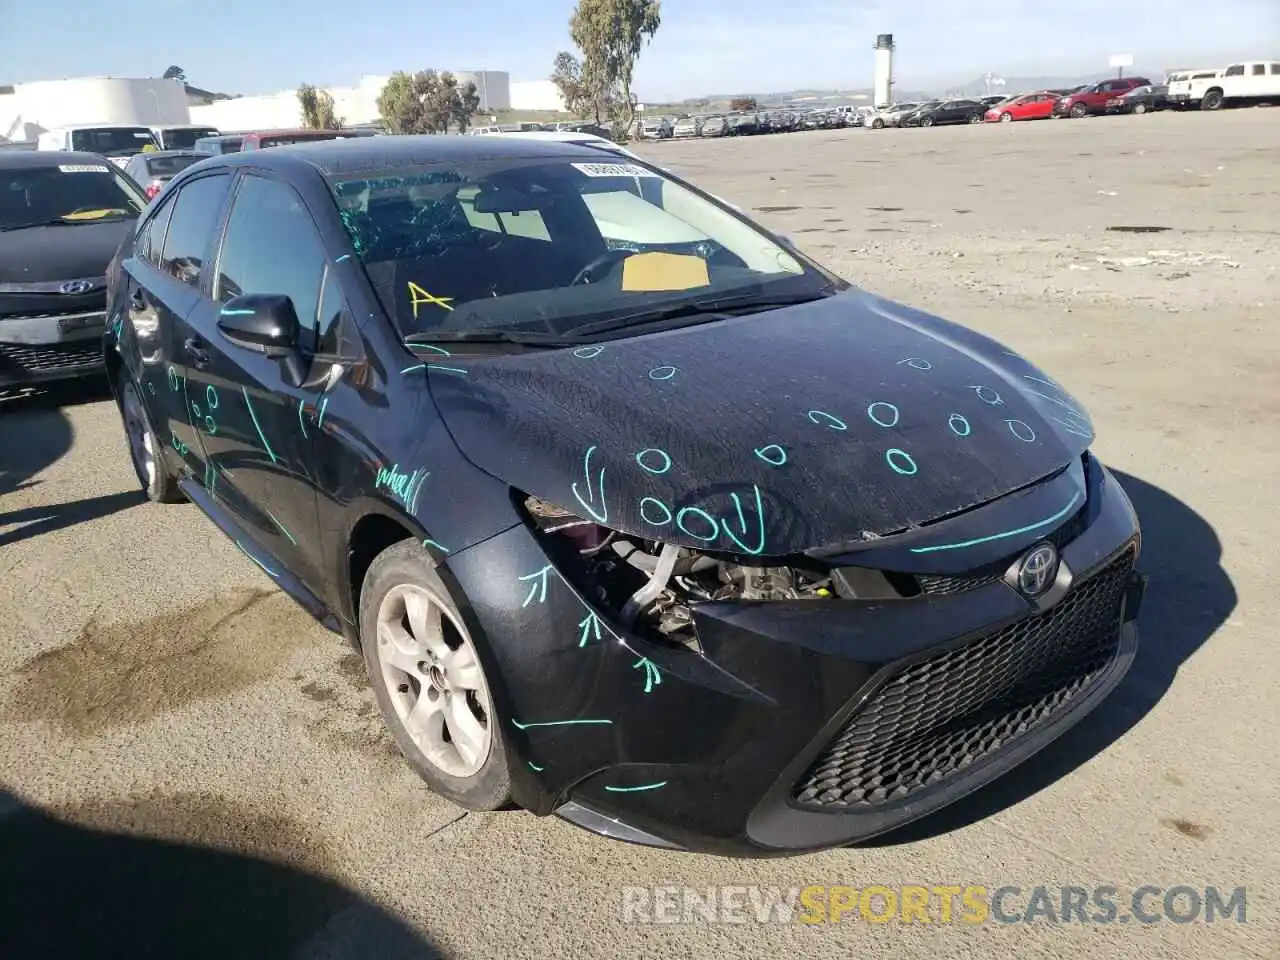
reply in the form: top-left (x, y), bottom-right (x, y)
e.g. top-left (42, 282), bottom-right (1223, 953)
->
top-left (517, 494), bottom-right (839, 652)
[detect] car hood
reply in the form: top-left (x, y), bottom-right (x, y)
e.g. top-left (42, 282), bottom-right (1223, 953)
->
top-left (428, 289), bottom-right (1096, 557)
top-left (0, 219), bottom-right (134, 283)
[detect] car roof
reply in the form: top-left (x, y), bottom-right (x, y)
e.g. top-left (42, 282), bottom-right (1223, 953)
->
top-left (132, 150), bottom-right (202, 160)
top-left (193, 134), bottom-right (630, 178)
top-left (42, 123), bottom-right (153, 132)
top-left (0, 149), bottom-right (116, 170)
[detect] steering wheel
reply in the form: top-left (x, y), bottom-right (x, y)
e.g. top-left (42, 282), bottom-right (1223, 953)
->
top-left (571, 249), bottom-right (632, 286)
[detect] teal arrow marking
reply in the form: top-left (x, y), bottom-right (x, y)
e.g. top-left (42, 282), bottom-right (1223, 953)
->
top-left (578, 610), bottom-right (603, 648)
top-left (571, 445), bottom-right (609, 523)
top-left (518, 565), bottom-right (554, 607)
top-left (633, 657), bottom-right (662, 694)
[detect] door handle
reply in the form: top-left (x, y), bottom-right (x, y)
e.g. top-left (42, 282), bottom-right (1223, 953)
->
top-left (183, 337), bottom-right (210, 366)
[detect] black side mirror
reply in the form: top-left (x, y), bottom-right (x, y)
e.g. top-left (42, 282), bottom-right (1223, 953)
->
top-left (217, 294), bottom-right (300, 358)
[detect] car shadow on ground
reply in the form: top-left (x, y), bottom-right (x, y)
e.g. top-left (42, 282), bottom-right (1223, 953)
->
top-left (854, 468), bottom-right (1235, 846)
top-left (0, 378), bottom-right (110, 497)
top-left (0, 788), bottom-right (445, 959)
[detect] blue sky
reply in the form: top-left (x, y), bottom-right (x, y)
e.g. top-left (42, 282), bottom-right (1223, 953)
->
top-left (4, 0), bottom-right (1274, 100)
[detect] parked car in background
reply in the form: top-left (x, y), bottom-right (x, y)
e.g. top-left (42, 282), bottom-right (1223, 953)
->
top-left (104, 135), bottom-right (1144, 857)
top-left (1165, 69), bottom-right (1222, 108)
top-left (193, 135), bottom-right (245, 156)
top-left (1053, 77), bottom-right (1152, 117)
top-left (671, 116), bottom-right (700, 138)
top-left (640, 116), bottom-right (672, 139)
top-left (979, 95), bottom-right (1009, 107)
top-left (35, 124), bottom-right (160, 168)
top-left (868, 102), bottom-right (920, 128)
top-left (1105, 84), bottom-right (1168, 115)
top-left (240, 129), bottom-right (374, 151)
top-left (985, 91), bottom-right (1058, 122)
top-left (0, 151), bottom-right (146, 389)
top-left (151, 125), bottom-right (221, 151)
top-left (699, 115), bottom-right (730, 137)
top-left (904, 99), bottom-right (985, 126)
top-left (1198, 60), bottom-right (1280, 110)
top-left (123, 150), bottom-right (204, 200)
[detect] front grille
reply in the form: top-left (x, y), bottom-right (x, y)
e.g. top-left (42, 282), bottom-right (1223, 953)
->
top-left (916, 507), bottom-right (1087, 596)
top-left (793, 545), bottom-right (1135, 810)
top-left (0, 341), bottom-right (104, 373)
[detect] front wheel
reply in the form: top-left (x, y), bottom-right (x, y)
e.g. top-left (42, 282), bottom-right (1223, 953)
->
top-left (360, 540), bottom-right (512, 810)
top-left (921, 116), bottom-right (934, 127)
top-left (871, 117), bottom-right (884, 129)
top-left (1069, 103), bottom-right (1089, 118)
top-left (1132, 102), bottom-right (1148, 115)
top-left (1201, 89), bottom-right (1224, 110)
top-left (118, 366), bottom-right (184, 503)
top-left (1000, 112), bottom-right (1013, 122)
top-left (969, 113), bottom-right (982, 124)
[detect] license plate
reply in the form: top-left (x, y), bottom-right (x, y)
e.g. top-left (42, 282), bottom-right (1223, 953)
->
top-left (57, 314), bottom-right (103, 335)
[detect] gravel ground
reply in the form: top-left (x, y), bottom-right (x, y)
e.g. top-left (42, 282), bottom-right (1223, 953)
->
top-left (1, 108), bottom-right (1277, 959)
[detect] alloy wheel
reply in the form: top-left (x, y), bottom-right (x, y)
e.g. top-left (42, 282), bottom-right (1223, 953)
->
top-left (375, 583), bottom-right (493, 778)
top-left (121, 380), bottom-right (156, 491)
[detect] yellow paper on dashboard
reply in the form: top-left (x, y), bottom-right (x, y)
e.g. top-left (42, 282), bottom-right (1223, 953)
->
top-left (620, 252), bottom-right (710, 292)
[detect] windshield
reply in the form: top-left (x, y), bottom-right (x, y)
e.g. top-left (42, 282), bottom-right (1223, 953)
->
top-left (68, 127), bottom-right (158, 157)
top-left (160, 127), bottom-right (219, 149)
top-left (0, 161), bottom-right (145, 229)
top-left (327, 157), bottom-right (828, 343)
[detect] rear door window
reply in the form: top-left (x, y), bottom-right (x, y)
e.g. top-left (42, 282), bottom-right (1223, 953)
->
top-left (159, 174), bottom-right (233, 288)
top-left (136, 194), bottom-right (177, 266)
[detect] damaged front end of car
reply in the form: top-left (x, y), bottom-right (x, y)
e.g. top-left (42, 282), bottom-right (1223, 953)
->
top-left (443, 453), bottom-right (1144, 857)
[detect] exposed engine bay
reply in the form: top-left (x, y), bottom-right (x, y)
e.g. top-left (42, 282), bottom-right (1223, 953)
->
top-left (524, 497), bottom-right (836, 649)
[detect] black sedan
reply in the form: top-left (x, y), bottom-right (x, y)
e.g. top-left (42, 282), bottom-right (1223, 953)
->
top-left (104, 136), bottom-right (1145, 857)
top-left (903, 99), bottom-right (986, 126)
top-left (1, 150), bottom-right (146, 389)
top-left (1106, 84), bottom-right (1169, 115)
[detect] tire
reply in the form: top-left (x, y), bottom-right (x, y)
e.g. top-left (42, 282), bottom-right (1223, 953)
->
top-left (1000, 112), bottom-right (1013, 122)
top-left (969, 113), bottom-right (982, 124)
top-left (1069, 103), bottom-right (1089, 118)
top-left (359, 540), bottom-right (512, 811)
top-left (1201, 89), bottom-right (1224, 111)
top-left (871, 118), bottom-right (884, 129)
top-left (1133, 102), bottom-right (1147, 115)
top-left (921, 116), bottom-right (934, 127)
top-left (117, 365), bottom-right (184, 503)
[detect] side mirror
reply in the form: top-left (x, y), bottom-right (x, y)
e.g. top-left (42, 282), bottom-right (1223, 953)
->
top-left (217, 294), bottom-right (300, 358)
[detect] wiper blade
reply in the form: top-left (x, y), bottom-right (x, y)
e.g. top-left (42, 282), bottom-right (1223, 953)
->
top-left (0, 219), bottom-right (74, 231)
top-left (404, 329), bottom-right (585, 348)
top-left (566, 291), bottom-right (828, 338)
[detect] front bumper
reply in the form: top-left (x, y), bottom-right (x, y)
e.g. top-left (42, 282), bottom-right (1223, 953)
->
top-left (0, 310), bottom-right (107, 387)
top-left (447, 457), bottom-right (1143, 857)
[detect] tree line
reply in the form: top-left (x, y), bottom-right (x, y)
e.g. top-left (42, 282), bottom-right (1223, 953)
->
top-left (550, 0), bottom-right (661, 136)
top-left (296, 72), bottom-right (483, 134)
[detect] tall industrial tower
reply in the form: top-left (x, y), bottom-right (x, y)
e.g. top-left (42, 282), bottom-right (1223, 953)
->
top-left (873, 33), bottom-right (895, 108)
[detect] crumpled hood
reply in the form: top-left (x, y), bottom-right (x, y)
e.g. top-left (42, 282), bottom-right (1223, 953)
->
top-left (428, 290), bottom-right (1096, 557)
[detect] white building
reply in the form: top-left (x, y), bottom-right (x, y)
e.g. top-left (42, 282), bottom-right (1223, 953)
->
top-left (510, 80), bottom-right (567, 112)
top-left (1, 77), bottom-right (190, 142)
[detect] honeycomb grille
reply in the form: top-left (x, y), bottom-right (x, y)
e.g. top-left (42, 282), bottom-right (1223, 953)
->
top-left (793, 545), bottom-right (1135, 810)
top-left (916, 508), bottom-right (1087, 596)
top-left (0, 341), bottom-right (103, 373)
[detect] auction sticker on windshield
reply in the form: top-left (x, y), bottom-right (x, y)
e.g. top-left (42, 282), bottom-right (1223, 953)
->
top-left (58, 165), bottom-right (111, 174)
top-left (572, 162), bottom-right (658, 178)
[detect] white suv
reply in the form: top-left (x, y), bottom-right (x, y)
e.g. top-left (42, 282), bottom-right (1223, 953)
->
top-left (1199, 60), bottom-right (1280, 110)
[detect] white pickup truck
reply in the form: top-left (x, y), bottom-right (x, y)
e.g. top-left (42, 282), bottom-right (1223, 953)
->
top-left (1165, 69), bottom-right (1223, 108)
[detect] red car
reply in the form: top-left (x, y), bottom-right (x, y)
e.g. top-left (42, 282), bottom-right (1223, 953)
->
top-left (1053, 77), bottom-right (1151, 117)
top-left (984, 91), bottom-right (1058, 122)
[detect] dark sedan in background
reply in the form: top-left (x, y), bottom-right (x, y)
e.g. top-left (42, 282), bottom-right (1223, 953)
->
top-left (902, 99), bottom-right (986, 126)
top-left (0, 150), bottom-right (145, 389)
top-left (1106, 84), bottom-right (1169, 115)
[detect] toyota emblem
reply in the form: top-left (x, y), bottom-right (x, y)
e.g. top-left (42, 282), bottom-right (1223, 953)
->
top-left (1016, 542), bottom-right (1059, 597)
top-left (58, 280), bottom-right (95, 295)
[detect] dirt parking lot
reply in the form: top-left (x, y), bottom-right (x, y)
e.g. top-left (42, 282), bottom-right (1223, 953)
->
top-left (2, 109), bottom-right (1278, 959)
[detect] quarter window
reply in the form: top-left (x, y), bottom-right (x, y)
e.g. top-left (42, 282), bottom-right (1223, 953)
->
top-left (214, 175), bottom-right (326, 349)
top-left (159, 174), bottom-right (232, 288)
top-left (136, 195), bottom-right (176, 267)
